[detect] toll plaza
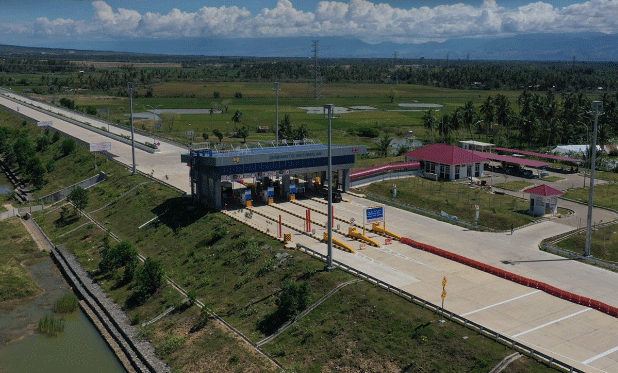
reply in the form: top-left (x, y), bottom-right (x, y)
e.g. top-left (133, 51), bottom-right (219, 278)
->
top-left (181, 142), bottom-right (367, 210)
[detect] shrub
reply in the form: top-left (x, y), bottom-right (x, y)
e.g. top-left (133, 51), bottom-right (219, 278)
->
top-left (357, 127), bottom-right (380, 138)
top-left (234, 91), bottom-right (243, 99)
top-left (54, 294), bottom-right (79, 313)
top-left (213, 91), bottom-right (220, 99)
top-left (38, 314), bottom-right (65, 336)
top-left (156, 333), bottom-right (187, 357)
top-left (60, 139), bottom-right (76, 156)
top-left (276, 280), bottom-right (311, 320)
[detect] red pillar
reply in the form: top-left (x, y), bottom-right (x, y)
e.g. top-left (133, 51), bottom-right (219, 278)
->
top-left (279, 215), bottom-right (282, 238)
top-left (306, 209), bottom-right (311, 232)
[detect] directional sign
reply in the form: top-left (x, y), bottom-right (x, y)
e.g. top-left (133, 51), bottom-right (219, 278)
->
top-left (89, 142), bottom-right (111, 152)
top-left (365, 206), bottom-right (385, 224)
top-left (37, 121), bottom-right (53, 127)
top-left (441, 290), bottom-right (447, 300)
top-left (442, 276), bottom-right (447, 287)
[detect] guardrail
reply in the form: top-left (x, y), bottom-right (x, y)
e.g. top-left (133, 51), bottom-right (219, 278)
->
top-left (0, 94), bottom-right (159, 154)
top-left (295, 243), bottom-right (585, 373)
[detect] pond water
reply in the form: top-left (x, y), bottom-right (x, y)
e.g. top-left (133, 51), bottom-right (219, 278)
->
top-left (0, 172), bottom-right (12, 195)
top-left (0, 258), bottom-right (126, 373)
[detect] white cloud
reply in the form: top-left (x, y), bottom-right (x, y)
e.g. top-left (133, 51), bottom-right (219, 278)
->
top-left (5, 0), bottom-right (618, 43)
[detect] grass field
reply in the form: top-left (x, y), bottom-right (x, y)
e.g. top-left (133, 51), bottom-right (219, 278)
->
top-left (556, 224), bottom-right (618, 263)
top-left (358, 178), bottom-right (547, 230)
top-left (540, 176), bottom-right (565, 182)
top-left (494, 181), bottom-right (535, 191)
top-left (0, 218), bottom-right (45, 308)
top-left (21, 120), bottom-right (560, 372)
top-left (563, 183), bottom-right (618, 210)
top-left (31, 82), bottom-right (514, 149)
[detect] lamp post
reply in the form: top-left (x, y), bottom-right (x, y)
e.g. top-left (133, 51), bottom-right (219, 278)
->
top-left (128, 82), bottom-right (136, 174)
top-left (584, 101), bottom-right (603, 257)
top-left (274, 82), bottom-right (280, 146)
top-left (145, 104), bottom-right (162, 144)
top-left (324, 104), bottom-right (334, 271)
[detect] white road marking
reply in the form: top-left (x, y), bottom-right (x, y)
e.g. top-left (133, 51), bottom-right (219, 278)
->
top-left (583, 345), bottom-right (618, 365)
top-left (512, 308), bottom-right (591, 338)
top-left (373, 246), bottom-right (441, 271)
top-left (461, 290), bottom-right (541, 317)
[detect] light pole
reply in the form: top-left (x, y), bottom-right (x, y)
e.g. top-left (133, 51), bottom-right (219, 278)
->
top-left (584, 101), bottom-right (603, 257)
top-left (274, 82), bottom-right (280, 146)
top-left (145, 104), bottom-right (162, 144)
top-left (128, 82), bottom-right (136, 174)
top-left (324, 104), bottom-right (334, 271)
top-left (474, 120), bottom-right (483, 140)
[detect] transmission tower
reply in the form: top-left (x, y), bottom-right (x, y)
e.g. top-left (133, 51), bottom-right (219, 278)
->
top-left (311, 40), bottom-right (323, 99)
top-left (393, 51), bottom-right (398, 85)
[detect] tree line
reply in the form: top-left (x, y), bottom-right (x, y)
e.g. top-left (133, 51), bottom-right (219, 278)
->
top-left (423, 90), bottom-right (618, 150)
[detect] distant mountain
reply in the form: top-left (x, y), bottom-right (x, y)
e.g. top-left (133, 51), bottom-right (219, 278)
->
top-left (4, 32), bottom-right (618, 61)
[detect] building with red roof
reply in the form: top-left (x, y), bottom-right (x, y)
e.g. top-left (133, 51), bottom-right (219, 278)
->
top-left (404, 143), bottom-right (488, 180)
top-left (525, 184), bottom-right (564, 216)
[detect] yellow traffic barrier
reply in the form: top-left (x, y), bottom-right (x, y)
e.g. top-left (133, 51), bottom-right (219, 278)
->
top-left (290, 194), bottom-right (296, 201)
top-left (268, 198), bottom-right (274, 205)
top-left (246, 200), bottom-right (253, 208)
top-left (284, 233), bottom-right (292, 242)
top-left (323, 232), bottom-right (355, 253)
top-left (348, 227), bottom-right (381, 247)
top-left (371, 222), bottom-right (401, 240)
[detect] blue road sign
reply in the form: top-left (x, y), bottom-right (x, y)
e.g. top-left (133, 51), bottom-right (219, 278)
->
top-left (365, 206), bottom-right (384, 224)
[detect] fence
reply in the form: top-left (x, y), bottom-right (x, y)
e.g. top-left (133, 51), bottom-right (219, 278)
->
top-left (38, 172), bottom-right (107, 204)
top-left (350, 170), bottom-right (419, 187)
top-left (0, 205), bottom-right (46, 221)
top-left (295, 243), bottom-right (585, 373)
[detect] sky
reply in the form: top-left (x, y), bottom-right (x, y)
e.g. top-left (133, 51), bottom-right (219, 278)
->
top-left (1, 0), bottom-right (617, 49)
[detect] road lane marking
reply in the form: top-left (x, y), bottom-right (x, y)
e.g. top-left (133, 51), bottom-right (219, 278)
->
top-left (512, 308), bottom-right (591, 338)
top-left (461, 290), bottom-right (541, 316)
top-left (583, 345), bottom-right (618, 365)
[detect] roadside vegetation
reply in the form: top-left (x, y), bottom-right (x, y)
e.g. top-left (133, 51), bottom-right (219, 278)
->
top-left (493, 180), bottom-right (535, 191)
top-left (0, 217), bottom-right (44, 308)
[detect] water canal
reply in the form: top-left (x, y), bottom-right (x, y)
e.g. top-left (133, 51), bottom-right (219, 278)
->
top-left (0, 256), bottom-right (126, 373)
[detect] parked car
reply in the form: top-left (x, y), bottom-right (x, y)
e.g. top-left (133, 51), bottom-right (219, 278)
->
top-left (520, 169), bottom-right (534, 178)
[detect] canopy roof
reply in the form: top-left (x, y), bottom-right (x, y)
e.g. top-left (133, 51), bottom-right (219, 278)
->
top-left (525, 184), bottom-right (564, 196)
top-left (404, 144), bottom-right (488, 165)
top-left (475, 151), bottom-right (550, 168)
top-left (494, 147), bottom-right (582, 164)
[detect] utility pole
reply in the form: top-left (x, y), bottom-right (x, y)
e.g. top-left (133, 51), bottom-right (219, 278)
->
top-left (128, 82), bottom-right (136, 174)
top-left (312, 40), bottom-right (322, 99)
top-left (584, 101), bottom-right (603, 257)
top-left (274, 82), bottom-right (280, 146)
top-left (324, 104), bottom-right (334, 270)
top-left (393, 51), bottom-right (398, 85)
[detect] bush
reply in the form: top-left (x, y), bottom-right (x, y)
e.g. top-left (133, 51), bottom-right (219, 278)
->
top-left (234, 91), bottom-right (243, 99)
top-left (213, 91), bottom-right (220, 99)
top-left (135, 258), bottom-right (164, 297)
top-left (60, 139), bottom-right (76, 156)
top-left (156, 333), bottom-right (187, 357)
top-left (54, 294), bottom-right (79, 313)
top-left (276, 280), bottom-right (311, 320)
top-left (357, 127), bottom-right (380, 138)
top-left (38, 314), bottom-right (65, 336)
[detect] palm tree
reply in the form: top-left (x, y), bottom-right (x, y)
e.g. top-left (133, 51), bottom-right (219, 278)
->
top-left (462, 101), bottom-right (477, 138)
top-left (376, 135), bottom-right (393, 158)
top-left (422, 109), bottom-right (436, 143)
top-left (479, 96), bottom-right (494, 135)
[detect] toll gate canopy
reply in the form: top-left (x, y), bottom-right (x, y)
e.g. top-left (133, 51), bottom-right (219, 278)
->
top-left (182, 143), bottom-right (367, 209)
top-left (494, 147), bottom-right (582, 164)
top-left (475, 151), bottom-right (550, 168)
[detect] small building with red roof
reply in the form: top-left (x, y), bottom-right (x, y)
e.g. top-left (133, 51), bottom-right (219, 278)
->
top-left (403, 143), bottom-right (488, 181)
top-left (525, 184), bottom-right (564, 216)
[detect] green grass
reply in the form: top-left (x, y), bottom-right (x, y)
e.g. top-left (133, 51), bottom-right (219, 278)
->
top-left (494, 181), bottom-right (535, 191)
top-left (353, 155), bottom-right (406, 170)
top-left (37, 314), bottom-right (65, 336)
top-left (590, 170), bottom-right (618, 182)
top-left (540, 176), bottom-right (565, 182)
top-left (563, 184), bottom-right (618, 210)
top-left (556, 224), bottom-right (618, 263)
top-left (358, 178), bottom-right (543, 230)
top-left (0, 218), bottom-right (45, 306)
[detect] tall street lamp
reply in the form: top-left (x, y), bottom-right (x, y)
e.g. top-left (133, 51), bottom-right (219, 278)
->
top-left (324, 104), bottom-right (334, 271)
top-left (128, 82), bottom-right (136, 174)
top-left (584, 101), bottom-right (603, 257)
top-left (145, 104), bottom-right (162, 144)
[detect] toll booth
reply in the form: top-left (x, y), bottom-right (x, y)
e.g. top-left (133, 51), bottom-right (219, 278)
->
top-left (182, 143), bottom-right (366, 210)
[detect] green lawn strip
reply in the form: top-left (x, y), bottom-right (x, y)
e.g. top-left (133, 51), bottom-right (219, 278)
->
top-left (353, 155), bottom-right (406, 171)
top-left (360, 178), bottom-right (541, 230)
top-left (0, 218), bottom-right (46, 305)
top-left (563, 184), bottom-right (618, 210)
top-left (555, 224), bottom-right (618, 263)
top-left (590, 170), bottom-right (618, 182)
top-left (540, 176), bottom-right (564, 182)
top-left (262, 282), bottom-right (556, 373)
top-left (493, 181), bottom-right (535, 191)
